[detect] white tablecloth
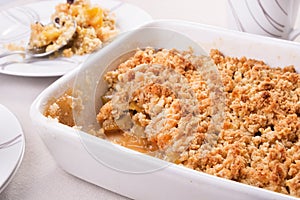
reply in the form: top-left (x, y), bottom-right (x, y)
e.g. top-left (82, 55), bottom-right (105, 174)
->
top-left (0, 0), bottom-right (260, 199)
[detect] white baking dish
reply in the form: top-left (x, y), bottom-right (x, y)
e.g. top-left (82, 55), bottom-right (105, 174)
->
top-left (30, 20), bottom-right (300, 200)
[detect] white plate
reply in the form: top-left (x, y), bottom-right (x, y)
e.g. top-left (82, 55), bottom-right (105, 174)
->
top-left (0, 0), bottom-right (152, 77)
top-left (0, 104), bottom-right (25, 193)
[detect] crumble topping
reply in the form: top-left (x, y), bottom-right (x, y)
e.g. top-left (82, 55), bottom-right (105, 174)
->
top-left (44, 48), bottom-right (300, 197)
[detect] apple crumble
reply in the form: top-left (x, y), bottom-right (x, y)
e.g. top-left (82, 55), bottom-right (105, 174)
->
top-left (44, 48), bottom-right (300, 197)
top-left (28, 0), bottom-right (117, 57)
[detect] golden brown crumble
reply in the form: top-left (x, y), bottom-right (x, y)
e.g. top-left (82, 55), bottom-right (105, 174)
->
top-left (45, 48), bottom-right (300, 197)
top-left (196, 49), bottom-right (300, 197)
